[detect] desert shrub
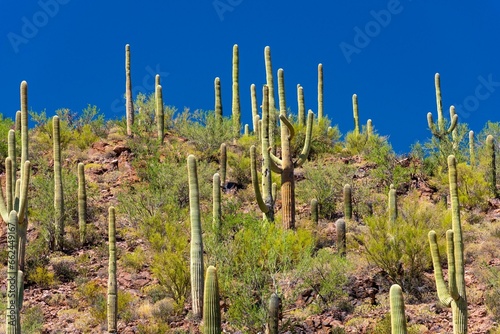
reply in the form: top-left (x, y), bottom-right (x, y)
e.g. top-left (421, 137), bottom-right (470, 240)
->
top-left (295, 248), bottom-right (350, 310)
top-left (291, 116), bottom-right (341, 159)
top-left (51, 256), bottom-right (78, 282)
top-left (370, 313), bottom-right (423, 334)
top-left (28, 266), bottom-right (55, 288)
top-left (76, 280), bottom-right (107, 323)
top-left (21, 306), bottom-right (45, 334)
top-left (359, 191), bottom-right (450, 295)
top-left (121, 246), bottom-right (147, 273)
top-left (226, 150), bottom-right (251, 186)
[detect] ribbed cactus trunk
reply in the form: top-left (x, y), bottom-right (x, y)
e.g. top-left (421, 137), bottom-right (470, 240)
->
top-left (390, 284), bottom-right (408, 334)
top-left (250, 84), bottom-right (258, 134)
top-left (219, 143), bottom-right (227, 188)
top-left (352, 94), bottom-right (360, 136)
top-left (156, 83), bottom-right (164, 143)
top-left (18, 81), bottom-right (29, 274)
top-left (188, 155), bottom-right (204, 319)
top-left (78, 163), bottom-right (87, 246)
top-left (486, 135), bottom-right (498, 198)
top-left (6, 211), bottom-right (19, 334)
top-left (317, 63), bottom-right (323, 122)
top-left (214, 77), bottom-right (223, 126)
top-left (232, 44), bottom-right (241, 139)
top-left (428, 155), bottom-right (467, 334)
top-left (213, 173), bottom-right (222, 240)
top-left (265, 46), bottom-right (276, 153)
top-left (388, 184), bottom-right (397, 225)
top-left (310, 199), bottom-right (318, 224)
top-left (125, 44), bottom-right (134, 137)
top-left (367, 119), bottom-right (373, 137)
top-left (336, 218), bottom-right (346, 257)
top-left (53, 116), bottom-right (64, 251)
top-left (107, 206), bottom-right (117, 333)
top-left (297, 84), bottom-right (305, 127)
top-left (267, 293), bottom-right (281, 334)
top-left (469, 131), bottom-right (475, 168)
top-left (427, 73), bottom-right (458, 141)
top-left (202, 266), bottom-right (221, 334)
top-left (343, 184), bottom-right (352, 221)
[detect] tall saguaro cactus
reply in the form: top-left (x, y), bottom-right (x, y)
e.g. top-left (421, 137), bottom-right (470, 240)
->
top-left (6, 211), bottom-right (19, 334)
top-left (297, 84), bottom-right (305, 127)
top-left (251, 85), bottom-right (274, 222)
top-left (215, 77), bottom-right (223, 126)
top-left (269, 69), bottom-right (314, 229)
top-left (213, 173), bottom-right (222, 240)
top-left (317, 63), bottom-right (323, 122)
top-left (352, 94), bottom-right (360, 136)
top-left (427, 73), bottom-right (458, 140)
top-left (343, 184), bottom-right (352, 221)
top-left (486, 135), bottom-right (498, 198)
top-left (390, 284), bottom-right (408, 334)
top-left (232, 44), bottom-right (241, 138)
top-left (388, 184), bottom-right (397, 225)
top-left (202, 266), bottom-right (221, 334)
top-left (125, 44), bottom-right (134, 137)
top-left (188, 155), bottom-right (204, 319)
top-left (336, 218), bottom-right (346, 257)
top-left (78, 163), bottom-right (87, 245)
top-left (267, 293), bottom-right (281, 334)
top-left (264, 46), bottom-right (276, 152)
top-left (428, 155), bottom-right (467, 334)
top-left (53, 116), bottom-right (64, 251)
top-left (250, 84), bottom-right (258, 134)
top-left (155, 83), bottom-right (164, 143)
top-left (107, 206), bottom-right (117, 333)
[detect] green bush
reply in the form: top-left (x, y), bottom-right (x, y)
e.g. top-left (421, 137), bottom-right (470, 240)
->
top-left (22, 306), bottom-right (45, 334)
top-left (28, 266), bottom-right (55, 288)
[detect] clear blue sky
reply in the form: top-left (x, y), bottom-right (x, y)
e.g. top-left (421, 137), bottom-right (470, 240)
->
top-left (1, 1), bottom-right (499, 153)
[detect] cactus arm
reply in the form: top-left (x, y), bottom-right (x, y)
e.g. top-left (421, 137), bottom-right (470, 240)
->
top-left (427, 112), bottom-right (440, 138)
top-left (297, 84), bottom-right (305, 127)
top-left (78, 163), bottom-right (87, 245)
top-left (294, 110), bottom-right (314, 168)
top-left (5, 157), bottom-right (13, 215)
top-left (445, 230), bottom-right (460, 301)
top-left (0, 185), bottom-right (8, 223)
top-left (279, 114), bottom-right (295, 142)
top-left (389, 284), bottom-right (408, 334)
top-left (265, 46), bottom-right (276, 152)
top-left (428, 230), bottom-right (453, 306)
top-left (388, 184), bottom-right (397, 225)
top-left (251, 146), bottom-right (269, 214)
top-left (448, 112), bottom-right (458, 134)
top-left (268, 149), bottom-right (283, 174)
top-left (352, 94), bottom-right (360, 135)
top-left (251, 84), bottom-right (258, 134)
top-left (212, 173), bottom-right (222, 236)
top-left (232, 44), bottom-right (241, 138)
top-left (17, 161), bottom-right (30, 225)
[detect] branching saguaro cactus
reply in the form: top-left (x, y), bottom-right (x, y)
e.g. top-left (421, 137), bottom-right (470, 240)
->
top-left (343, 184), bottom-right (352, 221)
top-left (267, 293), bottom-right (281, 334)
top-left (125, 44), bottom-right (134, 137)
top-left (265, 46), bottom-right (277, 153)
top-left (486, 135), bottom-right (498, 198)
top-left (107, 206), bottom-right (117, 333)
top-left (78, 163), bottom-right (87, 245)
top-left (232, 44), bottom-right (241, 139)
top-left (53, 116), bottom-right (64, 251)
top-left (388, 184), bottom-right (397, 225)
top-left (155, 81), bottom-right (164, 143)
top-left (202, 266), bottom-right (221, 334)
top-left (428, 155), bottom-right (467, 334)
top-left (427, 73), bottom-right (458, 141)
top-left (215, 77), bottom-right (223, 126)
top-left (250, 85), bottom-right (274, 222)
top-left (269, 69), bottom-right (314, 229)
top-left (390, 284), bottom-right (408, 334)
top-left (188, 155), bottom-right (204, 319)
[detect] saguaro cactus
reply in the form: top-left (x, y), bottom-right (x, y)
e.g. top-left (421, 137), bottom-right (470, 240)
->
top-left (202, 266), bottom-right (221, 334)
top-left (213, 173), bottom-right (222, 240)
top-left (336, 218), bottom-right (346, 257)
top-left (390, 284), bottom-right (408, 334)
top-left (388, 184), bottom-right (397, 225)
top-left (251, 85), bottom-right (275, 221)
top-left (219, 143), bottom-right (227, 188)
top-left (107, 206), bottom-right (117, 333)
top-left (188, 155), bottom-right (204, 319)
top-left (156, 83), bottom-right (164, 143)
top-left (250, 84), bottom-right (258, 135)
top-left (428, 155), bottom-right (467, 334)
top-left (269, 69), bottom-right (314, 229)
top-left (125, 44), bottom-right (134, 137)
top-left (343, 184), bottom-right (352, 221)
top-left (469, 131), bottom-right (475, 168)
top-left (78, 163), bottom-right (87, 245)
top-left (267, 293), bottom-right (281, 334)
top-left (53, 116), bottom-right (64, 251)
top-left (232, 44), bottom-right (241, 138)
top-left (427, 73), bottom-right (458, 140)
top-left (486, 135), bottom-right (498, 198)
top-left (367, 119), bottom-right (373, 137)
top-left (265, 46), bottom-right (276, 152)
top-left (352, 94), bottom-right (360, 136)
top-left (215, 77), bottom-right (223, 126)
top-left (6, 211), bottom-right (19, 334)
top-left (317, 63), bottom-right (323, 122)
top-left (310, 198), bottom-right (318, 224)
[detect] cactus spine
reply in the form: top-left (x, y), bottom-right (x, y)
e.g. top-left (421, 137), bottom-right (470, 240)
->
top-left (427, 73), bottom-right (458, 140)
top-left (202, 266), bottom-right (221, 334)
top-left (125, 44), bottom-right (134, 137)
top-left (269, 69), bottom-right (314, 229)
top-left (343, 184), bottom-right (352, 221)
top-left (336, 218), bottom-right (346, 257)
top-left (78, 163), bottom-right (87, 245)
top-left (486, 135), bottom-right (498, 198)
top-left (188, 155), bottom-right (204, 319)
top-left (390, 284), bottom-right (408, 334)
top-left (428, 155), bottom-right (467, 334)
top-left (214, 77), bottom-right (223, 126)
top-left (388, 184), bottom-right (397, 225)
top-left (213, 173), bottom-right (222, 240)
top-left (469, 130), bottom-right (475, 168)
top-left (232, 44), bottom-right (241, 138)
top-left (265, 46), bottom-right (276, 153)
top-left (107, 206), bottom-right (117, 333)
top-left (220, 143), bottom-right (227, 188)
top-left (155, 81), bottom-right (164, 143)
top-left (318, 63), bottom-right (323, 122)
top-left (250, 85), bottom-right (275, 221)
top-left (310, 198), bottom-right (318, 224)
top-left (53, 116), bottom-right (64, 251)
top-left (297, 84), bottom-right (305, 127)
top-left (268, 293), bottom-right (281, 334)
